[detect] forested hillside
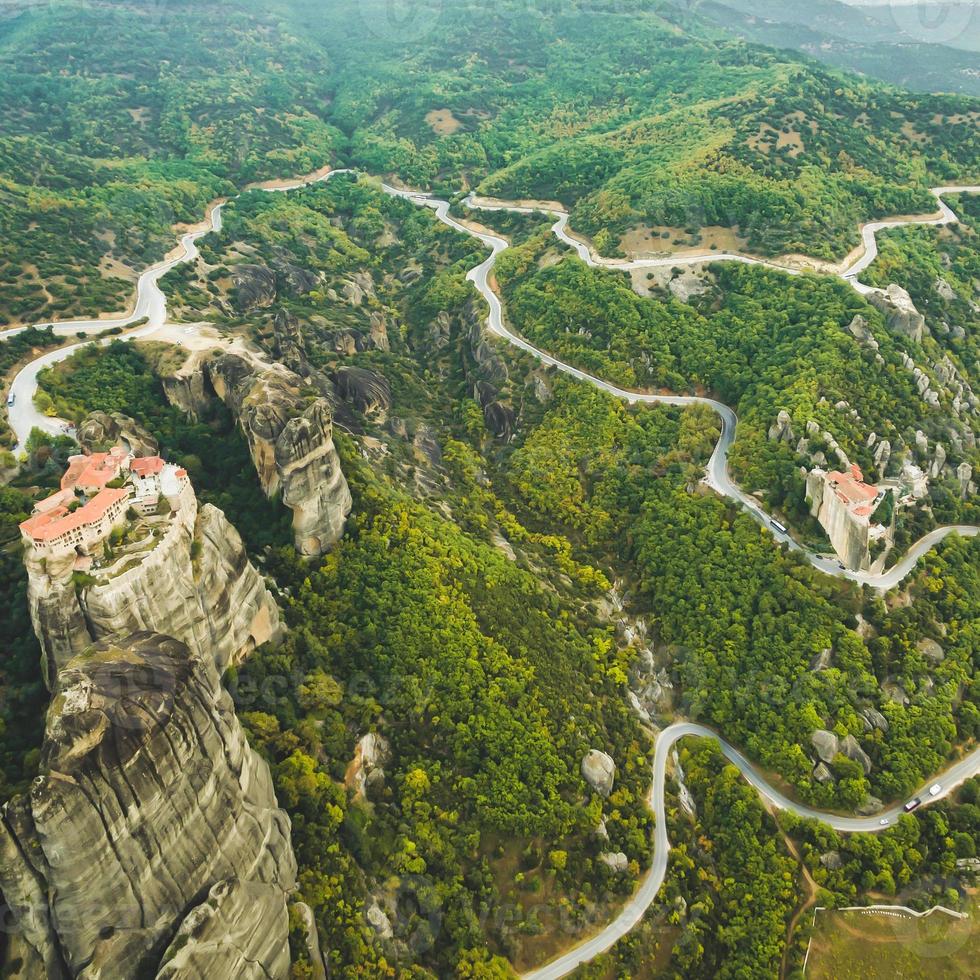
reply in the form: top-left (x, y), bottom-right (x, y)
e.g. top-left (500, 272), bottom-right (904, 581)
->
top-left (670, 0), bottom-right (980, 96)
top-left (493, 225), bottom-right (980, 547)
top-left (0, 0), bottom-right (339, 323)
top-left (150, 175), bottom-right (980, 968)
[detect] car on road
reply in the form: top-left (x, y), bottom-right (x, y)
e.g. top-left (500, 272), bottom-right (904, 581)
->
top-left (903, 797), bottom-right (922, 812)
top-left (929, 783), bottom-right (942, 797)
top-left (6, 393), bottom-right (14, 407)
top-left (879, 818), bottom-right (889, 826)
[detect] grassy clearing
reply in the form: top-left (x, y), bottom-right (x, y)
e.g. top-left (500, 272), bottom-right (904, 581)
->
top-left (806, 896), bottom-right (978, 979)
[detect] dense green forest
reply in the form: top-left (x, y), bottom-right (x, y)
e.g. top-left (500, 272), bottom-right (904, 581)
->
top-left (569, 750), bottom-right (980, 977)
top-left (0, 0), bottom-right (338, 323)
top-left (500, 377), bottom-right (980, 808)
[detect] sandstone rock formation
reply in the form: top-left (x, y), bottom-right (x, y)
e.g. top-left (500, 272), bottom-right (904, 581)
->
top-left (810, 729), bottom-right (839, 764)
top-left (819, 851), bottom-right (843, 870)
top-left (272, 308), bottom-right (311, 376)
top-left (292, 902), bottom-right (327, 980)
top-left (857, 795), bottom-right (884, 816)
top-left (805, 465), bottom-right (882, 571)
top-left (900, 457), bottom-right (930, 499)
top-left (347, 732), bottom-right (391, 802)
top-left (861, 707), bottom-right (889, 733)
top-left (232, 264), bottom-right (278, 312)
top-left (368, 311), bottom-right (391, 351)
top-left (917, 638), bottom-right (945, 664)
top-left (207, 353), bottom-right (352, 555)
top-left (366, 901), bottom-right (393, 939)
top-left (0, 632), bottom-right (296, 978)
top-left (413, 424), bottom-right (442, 466)
top-left (844, 314), bottom-right (879, 351)
top-left (767, 409), bottom-right (795, 445)
top-left (466, 306), bottom-right (509, 386)
top-left (77, 411), bottom-right (158, 457)
top-left (582, 749), bottom-right (616, 797)
top-left (271, 257), bottom-right (321, 297)
top-left (483, 400), bottom-right (516, 439)
top-left (873, 439), bottom-right (891, 479)
top-left (668, 270), bottom-right (712, 303)
top-left (156, 878), bottom-right (292, 979)
top-left (958, 461), bottom-right (974, 499)
top-left (599, 852), bottom-right (629, 873)
top-left (333, 365), bottom-right (392, 415)
top-left (813, 762), bottom-right (834, 784)
top-left (25, 493), bottom-right (279, 687)
top-left (157, 348), bottom-right (215, 420)
top-left (868, 284), bottom-right (927, 343)
top-left (339, 271), bottom-right (376, 307)
top-left (230, 256), bottom-right (322, 314)
top-left (840, 734), bottom-right (872, 775)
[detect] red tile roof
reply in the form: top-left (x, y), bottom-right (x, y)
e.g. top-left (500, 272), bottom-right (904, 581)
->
top-left (60, 456), bottom-right (89, 491)
top-left (131, 456), bottom-right (164, 477)
top-left (827, 464), bottom-right (880, 509)
top-left (60, 449), bottom-right (129, 492)
top-left (20, 487), bottom-right (129, 543)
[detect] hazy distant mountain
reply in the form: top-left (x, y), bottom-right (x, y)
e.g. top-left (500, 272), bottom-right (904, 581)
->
top-left (673, 0), bottom-right (980, 94)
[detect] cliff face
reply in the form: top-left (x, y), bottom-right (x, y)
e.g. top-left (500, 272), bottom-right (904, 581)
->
top-left (806, 470), bottom-right (870, 571)
top-left (207, 353), bottom-right (352, 555)
top-left (26, 496), bottom-right (279, 688)
top-left (158, 349), bottom-right (215, 421)
top-left (867, 284), bottom-right (927, 344)
top-left (0, 631), bottom-right (296, 979)
top-left (77, 412), bottom-right (159, 457)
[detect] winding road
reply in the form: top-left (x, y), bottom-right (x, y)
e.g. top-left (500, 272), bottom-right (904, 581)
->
top-left (3, 168), bottom-right (979, 978)
top-left (4, 168), bottom-right (353, 451)
top-left (524, 721), bottom-right (980, 980)
top-left (386, 182), bottom-right (980, 591)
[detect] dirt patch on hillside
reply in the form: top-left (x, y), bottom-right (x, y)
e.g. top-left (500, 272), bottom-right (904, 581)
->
top-left (425, 108), bottom-right (462, 135)
top-left (901, 121), bottom-right (929, 145)
top-left (932, 110), bottom-right (980, 125)
top-left (619, 224), bottom-right (749, 257)
top-left (747, 121), bottom-right (805, 158)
